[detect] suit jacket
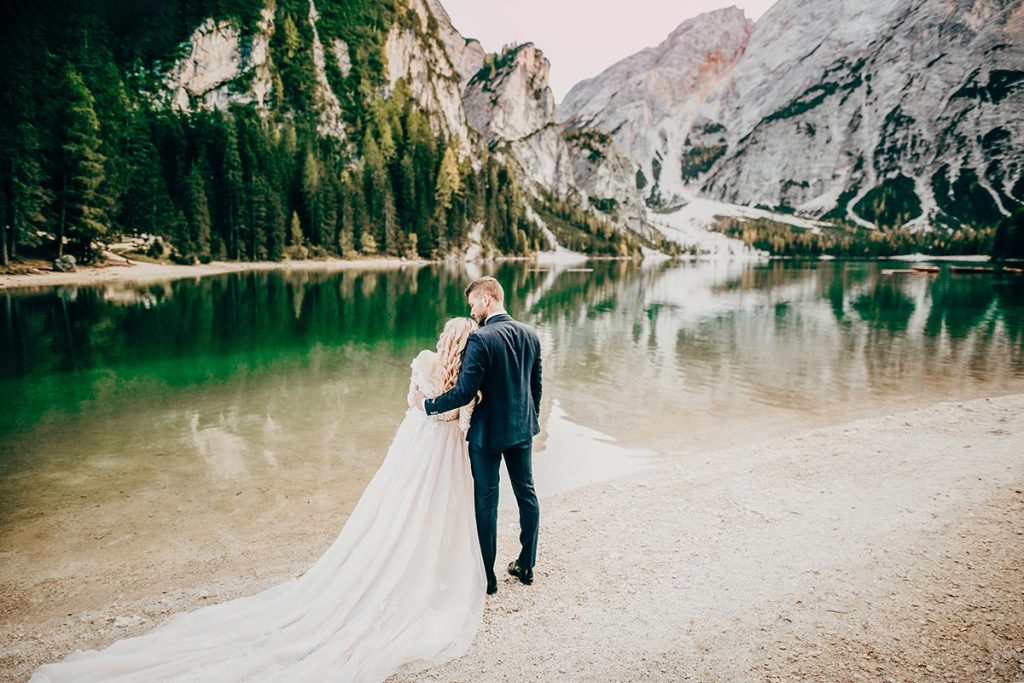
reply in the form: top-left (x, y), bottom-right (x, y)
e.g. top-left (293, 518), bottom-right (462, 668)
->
top-left (424, 313), bottom-right (542, 452)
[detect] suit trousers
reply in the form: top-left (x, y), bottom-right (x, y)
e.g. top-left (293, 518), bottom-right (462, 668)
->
top-left (468, 439), bottom-right (540, 581)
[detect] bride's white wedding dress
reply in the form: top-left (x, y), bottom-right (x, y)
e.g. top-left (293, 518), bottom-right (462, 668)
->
top-left (31, 350), bottom-right (486, 683)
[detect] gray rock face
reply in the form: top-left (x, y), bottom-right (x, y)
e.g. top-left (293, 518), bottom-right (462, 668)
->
top-left (464, 43), bottom-right (649, 232)
top-left (696, 0), bottom-right (1024, 228)
top-left (464, 43), bottom-right (556, 144)
top-left (383, 0), bottom-right (481, 150)
top-left (560, 7), bottom-right (752, 209)
top-left (157, 0), bottom-right (652, 244)
top-left (562, 0), bottom-right (1024, 229)
top-left (162, 3), bottom-right (348, 138)
top-left (164, 10), bottom-right (275, 113)
top-left (423, 0), bottom-right (485, 90)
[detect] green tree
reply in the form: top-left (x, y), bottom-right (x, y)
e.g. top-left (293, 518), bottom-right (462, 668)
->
top-left (338, 171), bottom-right (358, 257)
top-left (289, 211), bottom-right (304, 248)
top-left (5, 116), bottom-right (52, 266)
top-left (58, 66), bottom-right (107, 261)
top-left (359, 230), bottom-right (378, 255)
top-left (433, 145), bottom-right (461, 253)
top-left (184, 163), bottom-right (212, 259)
top-left (214, 114), bottom-right (244, 259)
top-left (301, 147), bottom-right (322, 246)
top-left (992, 208), bottom-right (1024, 260)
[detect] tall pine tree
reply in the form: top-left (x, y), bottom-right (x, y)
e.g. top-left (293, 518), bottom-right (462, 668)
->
top-left (6, 114), bottom-right (52, 265)
top-left (58, 66), bottom-right (107, 261)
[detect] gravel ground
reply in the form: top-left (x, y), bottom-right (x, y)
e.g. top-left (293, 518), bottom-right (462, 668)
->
top-left (4, 394), bottom-right (1023, 682)
top-left (394, 394), bottom-right (1024, 682)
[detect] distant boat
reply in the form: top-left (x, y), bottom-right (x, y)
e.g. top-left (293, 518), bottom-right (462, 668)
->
top-left (882, 268), bottom-right (915, 275)
top-left (910, 264), bottom-right (940, 274)
top-left (950, 266), bottom-right (993, 274)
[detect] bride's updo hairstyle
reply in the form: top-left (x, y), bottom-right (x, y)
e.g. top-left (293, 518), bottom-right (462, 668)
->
top-left (437, 317), bottom-right (478, 393)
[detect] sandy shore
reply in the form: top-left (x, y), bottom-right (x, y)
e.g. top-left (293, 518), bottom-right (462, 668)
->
top-left (0, 257), bottom-right (431, 291)
top-left (3, 394), bottom-right (1023, 682)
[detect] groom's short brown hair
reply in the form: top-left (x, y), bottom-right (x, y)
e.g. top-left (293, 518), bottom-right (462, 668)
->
top-left (465, 276), bottom-right (504, 303)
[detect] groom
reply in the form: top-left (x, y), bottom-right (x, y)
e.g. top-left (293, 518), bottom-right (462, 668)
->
top-left (412, 276), bottom-right (542, 595)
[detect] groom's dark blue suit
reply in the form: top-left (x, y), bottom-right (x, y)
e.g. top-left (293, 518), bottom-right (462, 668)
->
top-left (424, 312), bottom-right (542, 581)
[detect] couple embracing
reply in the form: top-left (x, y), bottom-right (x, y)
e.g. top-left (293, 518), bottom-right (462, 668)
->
top-left (32, 276), bottom-right (544, 682)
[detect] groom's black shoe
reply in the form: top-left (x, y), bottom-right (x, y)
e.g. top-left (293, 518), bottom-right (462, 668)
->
top-left (507, 560), bottom-right (533, 585)
top-left (486, 577), bottom-right (498, 595)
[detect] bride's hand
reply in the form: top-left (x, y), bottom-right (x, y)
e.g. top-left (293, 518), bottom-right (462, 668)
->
top-left (409, 387), bottom-right (426, 411)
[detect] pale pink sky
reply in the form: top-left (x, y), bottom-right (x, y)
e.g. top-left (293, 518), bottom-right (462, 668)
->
top-left (441, 0), bottom-right (778, 102)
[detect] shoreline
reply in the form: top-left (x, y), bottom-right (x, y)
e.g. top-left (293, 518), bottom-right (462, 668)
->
top-left (0, 257), bottom-right (432, 291)
top-left (0, 252), bottom-right (629, 291)
top-left (3, 251), bottom-right (1009, 292)
top-left (3, 393), bottom-right (1022, 681)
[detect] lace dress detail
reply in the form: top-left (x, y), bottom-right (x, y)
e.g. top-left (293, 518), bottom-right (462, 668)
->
top-left (408, 350), bottom-right (476, 435)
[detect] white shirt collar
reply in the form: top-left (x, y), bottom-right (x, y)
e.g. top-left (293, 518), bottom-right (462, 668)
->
top-left (485, 309), bottom-right (508, 324)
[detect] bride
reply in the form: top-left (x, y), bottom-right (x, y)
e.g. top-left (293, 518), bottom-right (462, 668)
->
top-left (31, 317), bottom-right (487, 683)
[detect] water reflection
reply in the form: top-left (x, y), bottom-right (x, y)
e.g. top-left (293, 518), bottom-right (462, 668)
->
top-left (2, 260), bottom-right (1024, 502)
top-left (852, 280), bottom-right (916, 333)
top-left (3, 259), bottom-right (1024, 623)
top-left (513, 259), bottom-right (1024, 454)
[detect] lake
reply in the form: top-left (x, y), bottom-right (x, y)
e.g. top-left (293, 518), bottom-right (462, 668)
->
top-left (2, 258), bottom-right (1023, 618)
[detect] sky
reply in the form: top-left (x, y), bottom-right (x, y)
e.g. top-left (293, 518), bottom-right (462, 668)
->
top-left (441, 0), bottom-right (778, 103)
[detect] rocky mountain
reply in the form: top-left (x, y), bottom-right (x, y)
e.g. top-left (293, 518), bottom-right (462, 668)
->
top-left (163, 0), bottom-right (480, 147)
top-left (559, 7), bottom-right (752, 211)
top-left (3, 0), bottom-right (630, 265)
top-left (462, 42), bottom-right (651, 236)
top-left (9, 0), bottom-right (1015, 266)
top-left (561, 0), bottom-right (1024, 234)
top-left (150, 0), bottom-right (647, 251)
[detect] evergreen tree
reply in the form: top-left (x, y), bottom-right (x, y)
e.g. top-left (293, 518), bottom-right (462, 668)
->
top-left (403, 232), bottom-right (418, 260)
top-left (338, 171), bottom-right (358, 257)
top-left (213, 114), bottom-right (244, 259)
top-left (234, 108), bottom-right (266, 261)
top-left (257, 175), bottom-right (285, 260)
top-left (6, 115), bottom-right (52, 265)
top-left (359, 230), bottom-right (378, 255)
top-left (58, 66), bottom-right (107, 261)
top-left (184, 162), bottom-right (212, 260)
top-left (362, 133), bottom-right (397, 252)
top-left (320, 170), bottom-right (339, 254)
top-left (992, 208), bottom-right (1024, 260)
top-left (289, 211), bottom-right (302, 244)
top-left (383, 189), bottom-right (399, 256)
top-left (301, 147), bottom-right (322, 246)
top-left (397, 152), bottom-right (417, 240)
top-left (119, 111), bottom-right (167, 237)
top-left (434, 145), bottom-right (460, 253)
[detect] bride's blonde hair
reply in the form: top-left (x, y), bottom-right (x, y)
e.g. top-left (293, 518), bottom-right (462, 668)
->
top-left (437, 317), bottom-right (479, 393)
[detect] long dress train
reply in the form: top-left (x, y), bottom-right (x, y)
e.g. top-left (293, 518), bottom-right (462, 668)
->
top-left (30, 350), bottom-right (486, 682)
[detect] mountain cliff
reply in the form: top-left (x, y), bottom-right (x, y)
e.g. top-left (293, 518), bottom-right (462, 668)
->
top-left (561, 0), bottom-right (1024, 242)
top-left (560, 7), bottom-right (752, 211)
top-left (0, 0), bottom-right (619, 265)
top-left (4, 0), bottom-right (1019, 267)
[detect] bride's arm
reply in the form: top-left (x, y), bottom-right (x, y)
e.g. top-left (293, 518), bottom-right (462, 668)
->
top-left (407, 350), bottom-right (436, 407)
top-left (424, 334), bottom-right (487, 416)
top-left (457, 392), bottom-right (481, 434)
